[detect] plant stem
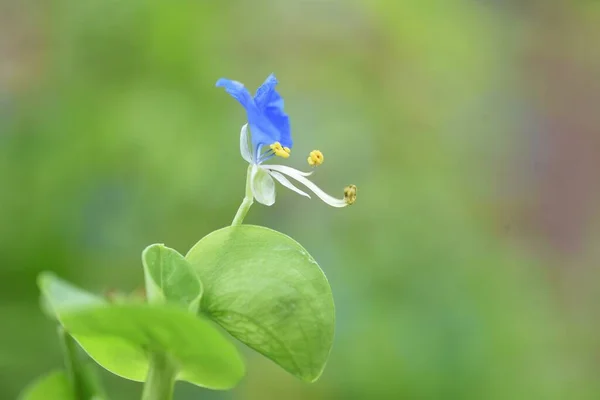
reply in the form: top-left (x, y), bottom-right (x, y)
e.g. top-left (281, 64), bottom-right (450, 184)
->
top-left (58, 326), bottom-right (89, 399)
top-left (141, 269), bottom-right (178, 400)
top-left (231, 165), bottom-right (254, 226)
top-left (141, 352), bottom-right (177, 400)
top-left (141, 258), bottom-right (179, 400)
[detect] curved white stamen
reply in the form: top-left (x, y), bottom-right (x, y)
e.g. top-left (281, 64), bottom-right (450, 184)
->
top-left (262, 164), bottom-right (314, 177)
top-left (269, 170), bottom-right (311, 199)
top-left (268, 166), bottom-right (347, 208)
top-left (240, 124), bottom-right (253, 163)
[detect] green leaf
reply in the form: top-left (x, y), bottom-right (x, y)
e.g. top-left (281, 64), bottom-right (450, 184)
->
top-left (65, 305), bottom-right (245, 389)
top-left (186, 225), bottom-right (335, 382)
top-left (38, 272), bottom-right (105, 315)
top-left (142, 244), bottom-right (202, 312)
top-left (39, 273), bottom-right (245, 390)
top-left (19, 370), bottom-right (76, 400)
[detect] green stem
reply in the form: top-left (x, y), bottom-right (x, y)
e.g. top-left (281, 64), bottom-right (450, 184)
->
top-left (141, 262), bottom-right (179, 400)
top-left (141, 353), bottom-right (177, 400)
top-left (58, 326), bottom-right (88, 399)
top-left (231, 165), bottom-right (254, 226)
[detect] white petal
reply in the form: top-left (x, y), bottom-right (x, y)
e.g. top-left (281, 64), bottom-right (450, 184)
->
top-left (269, 171), bottom-right (311, 199)
top-left (251, 165), bottom-right (276, 206)
top-left (240, 124), bottom-right (253, 163)
top-left (268, 166), bottom-right (347, 208)
top-left (262, 164), bottom-right (313, 177)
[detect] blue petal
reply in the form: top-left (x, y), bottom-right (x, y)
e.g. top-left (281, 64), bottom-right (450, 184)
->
top-left (264, 91), bottom-right (292, 149)
top-left (218, 75), bottom-right (292, 155)
top-left (254, 74), bottom-right (278, 111)
top-left (217, 78), bottom-right (272, 150)
top-left (216, 78), bottom-right (255, 111)
top-left (253, 74), bottom-right (292, 149)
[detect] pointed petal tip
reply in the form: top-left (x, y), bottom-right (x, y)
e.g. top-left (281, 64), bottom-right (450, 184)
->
top-left (266, 73), bottom-right (277, 83)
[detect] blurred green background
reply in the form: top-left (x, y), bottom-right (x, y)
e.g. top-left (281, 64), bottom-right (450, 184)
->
top-left (2, 0), bottom-right (600, 399)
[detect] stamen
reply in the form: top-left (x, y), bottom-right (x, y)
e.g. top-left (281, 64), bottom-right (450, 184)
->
top-left (260, 147), bottom-right (274, 158)
top-left (257, 148), bottom-right (276, 164)
top-left (344, 184), bottom-right (357, 205)
top-left (307, 150), bottom-right (324, 166)
top-left (270, 142), bottom-right (290, 158)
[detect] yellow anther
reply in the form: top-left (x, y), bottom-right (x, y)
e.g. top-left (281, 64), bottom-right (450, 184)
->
top-left (270, 142), bottom-right (290, 158)
top-left (307, 150), bottom-right (324, 167)
top-left (344, 184), bottom-right (357, 205)
top-left (269, 142), bottom-right (282, 151)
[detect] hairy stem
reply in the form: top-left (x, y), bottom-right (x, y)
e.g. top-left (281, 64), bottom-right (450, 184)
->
top-left (231, 165), bottom-right (254, 226)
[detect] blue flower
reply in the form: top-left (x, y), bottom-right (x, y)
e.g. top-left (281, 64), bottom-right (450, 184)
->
top-left (216, 74), bottom-right (291, 162)
top-left (217, 74), bottom-right (356, 208)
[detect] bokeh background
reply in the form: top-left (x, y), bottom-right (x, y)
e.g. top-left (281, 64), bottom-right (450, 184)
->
top-left (2, 0), bottom-right (600, 399)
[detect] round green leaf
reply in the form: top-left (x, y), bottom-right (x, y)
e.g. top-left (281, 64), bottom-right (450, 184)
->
top-left (39, 273), bottom-right (245, 390)
top-left (19, 370), bottom-right (76, 400)
top-left (186, 225), bottom-right (335, 382)
top-left (142, 244), bottom-right (202, 312)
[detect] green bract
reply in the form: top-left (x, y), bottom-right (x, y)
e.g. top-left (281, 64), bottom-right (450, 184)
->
top-left (186, 225), bottom-right (335, 382)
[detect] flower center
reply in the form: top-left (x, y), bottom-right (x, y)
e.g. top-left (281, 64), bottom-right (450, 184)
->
top-left (307, 150), bottom-right (324, 166)
top-left (270, 142), bottom-right (291, 158)
top-left (344, 185), bottom-right (357, 205)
